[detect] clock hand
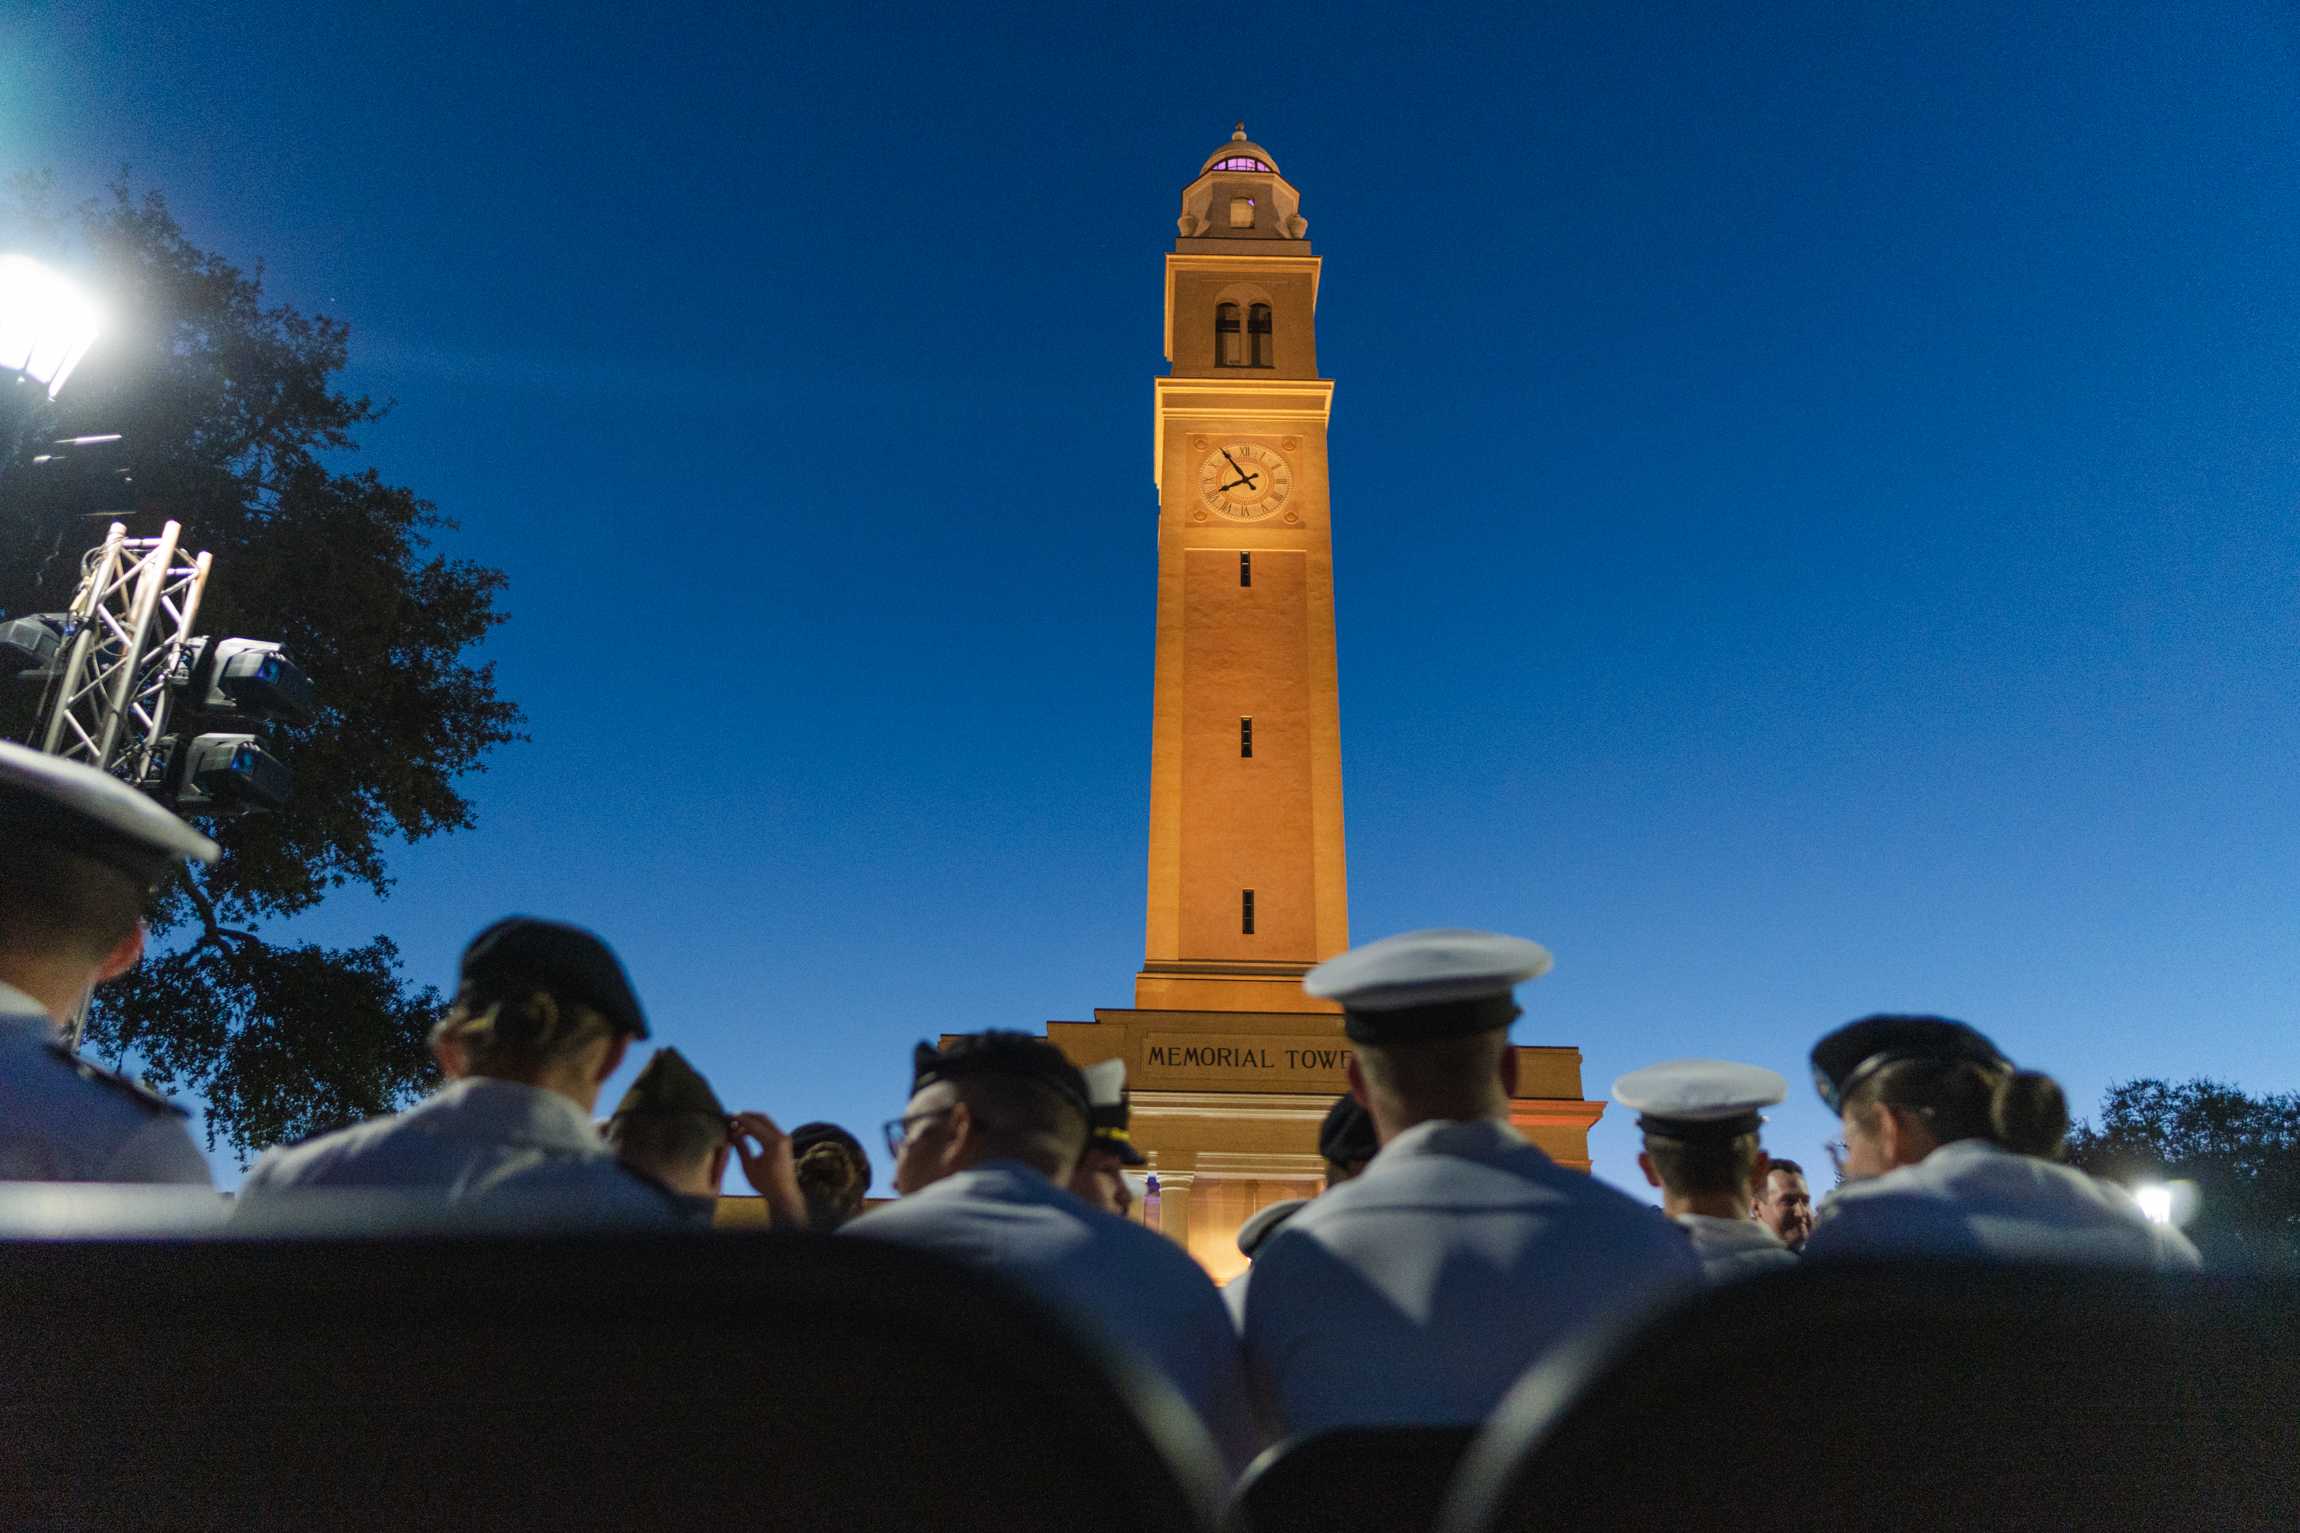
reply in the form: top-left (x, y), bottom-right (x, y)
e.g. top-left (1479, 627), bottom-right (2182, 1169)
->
top-left (1219, 471), bottom-right (1261, 493)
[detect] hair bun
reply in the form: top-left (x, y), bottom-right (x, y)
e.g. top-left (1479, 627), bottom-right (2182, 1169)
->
top-left (1991, 1069), bottom-right (2070, 1158)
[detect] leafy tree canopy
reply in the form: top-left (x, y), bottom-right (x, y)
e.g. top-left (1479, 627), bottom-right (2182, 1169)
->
top-left (2, 175), bottom-right (522, 1155)
top-left (2067, 1077), bottom-right (2300, 1271)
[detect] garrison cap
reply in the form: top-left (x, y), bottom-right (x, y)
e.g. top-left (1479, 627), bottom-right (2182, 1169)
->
top-left (0, 739), bottom-right (217, 892)
top-left (1080, 1058), bottom-right (1149, 1165)
top-left (1317, 1094), bottom-right (1378, 1165)
top-left (1304, 928), bottom-right (1554, 1044)
top-left (1810, 1014), bottom-right (2010, 1114)
top-left (1612, 1059), bottom-right (1787, 1141)
top-left (459, 917), bottom-right (650, 1039)
top-left (910, 1031), bottom-right (1091, 1116)
top-left (610, 1047), bottom-right (724, 1123)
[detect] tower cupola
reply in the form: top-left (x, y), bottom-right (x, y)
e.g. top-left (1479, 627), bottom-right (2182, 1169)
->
top-left (1178, 123), bottom-right (1309, 245)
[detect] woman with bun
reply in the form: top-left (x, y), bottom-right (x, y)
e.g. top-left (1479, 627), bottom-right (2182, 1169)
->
top-left (788, 1121), bottom-right (871, 1230)
top-left (1803, 1014), bottom-right (2198, 1269)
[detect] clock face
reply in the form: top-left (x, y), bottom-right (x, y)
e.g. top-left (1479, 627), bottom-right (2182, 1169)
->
top-left (1197, 442), bottom-right (1294, 521)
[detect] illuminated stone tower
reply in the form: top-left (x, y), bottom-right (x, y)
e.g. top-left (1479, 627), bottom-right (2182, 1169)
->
top-left (1137, 125), bottom-right (1348, 1012)
top-left (1030, 128), bottom-right (1605, 1282)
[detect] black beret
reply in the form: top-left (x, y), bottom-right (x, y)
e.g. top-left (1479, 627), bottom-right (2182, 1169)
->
top-left (460, 917), bottom-right (649, 1039)
top-left (911, 1032), bottom-right (1089, 1116)
top-left (1317, 1094), bottom-right (1378, 1165)
top-left (1810, 1014), bottom-right (2009, 1113)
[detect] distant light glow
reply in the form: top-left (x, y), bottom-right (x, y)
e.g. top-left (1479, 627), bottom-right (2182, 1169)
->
top-left (0, 254), bottom-right (103, 398)
top-left (2135, 1184), bottom-right (2173, 1224)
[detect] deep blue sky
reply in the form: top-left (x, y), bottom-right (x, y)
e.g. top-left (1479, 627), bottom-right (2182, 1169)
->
top-left (6, 2), bottom-right (2297, 1203)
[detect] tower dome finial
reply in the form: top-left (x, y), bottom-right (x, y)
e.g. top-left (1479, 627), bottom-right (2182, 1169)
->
top-left (1234, 121), bottom-right (1247, 139)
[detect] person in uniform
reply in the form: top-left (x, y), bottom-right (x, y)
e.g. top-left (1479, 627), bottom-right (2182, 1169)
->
top-left (238, 916), bottom-right (679, 1224)
top-left (788, 1120), bottom-right (872, 1230)
top-left (1613, 1058), bottom-right (1799, 1282)
top-left (1752, 1155), bottom-right (1815, 1251)
top-left (1069, 1058), bottom-right (1147, 1217)
top-left (1222, 1092), bottom-right (1383, 1328)
top-left (845, 1032), bottom-right (1255, 1473)
top-left (0, 742), bottom-right (216, 1186)
top-left (1242, 929), bottom-right (1702, 1436)
top-left (1803, 1014), bottom-right (2199, 1270)
top-left (603, 1047), bottom-right (735, 1226)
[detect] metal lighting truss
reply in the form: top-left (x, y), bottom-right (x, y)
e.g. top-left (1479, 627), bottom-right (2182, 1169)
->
top-left (36, 520), bottom-right (212, 785)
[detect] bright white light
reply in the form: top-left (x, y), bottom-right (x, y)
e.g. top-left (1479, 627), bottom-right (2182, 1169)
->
top-left (2135, 1184), bottom-right (2174, 1225)
top-left (0, 254), bottom-right (103, 399)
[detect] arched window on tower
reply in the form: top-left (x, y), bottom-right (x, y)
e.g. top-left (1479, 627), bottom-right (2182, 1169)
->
top-left (1216, 303), bottom-right (1243, 368)
top-left (1248, 304), bottom-right (1273, 367)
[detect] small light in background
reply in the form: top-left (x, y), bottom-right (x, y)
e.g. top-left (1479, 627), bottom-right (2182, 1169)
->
top-left (2135, 1184), bottom-right (2173, 1225)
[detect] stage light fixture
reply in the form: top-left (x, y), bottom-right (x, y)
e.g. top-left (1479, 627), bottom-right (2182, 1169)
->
top-left (174, 636), bottom-right (315, 724)
top-left (156, 732), bottom-right (295, 814)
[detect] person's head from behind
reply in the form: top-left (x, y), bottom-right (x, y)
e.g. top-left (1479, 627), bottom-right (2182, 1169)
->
top-left (604, 1047), bottom-right (729, 1198)
top-left (1614, 1059), bottom-right (1787, 1219)
top-left (1317, 1093), bottom-right (1379, 1187)
top-left (429, 917), bottom-right (649, 1112)
top-left (0, 743), bottom-right (216, 1019)
top-left (1812, 1015), bottom-right (2069, 1181)
top-left (1312, 929), bottom-right (1554, 1144)
top-left (1753, 1157), bottom-right (1814, 1249)
top-left (790, 1121), bottom-right (871, 1229)
top-left (890, 1032), bottom-right (1090, 1195)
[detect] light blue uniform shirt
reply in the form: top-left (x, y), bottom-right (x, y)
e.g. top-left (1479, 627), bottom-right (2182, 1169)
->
top-left (1804, 1138), bottom-right (2201, 1271)
top-left (1676, 1211), bottom-right (1799, 1283)
top-left (239, 1076), bottom-right (681, 1226)
top-left (845, 1161), bottom-right (1258, 1475)
top-left (0, 980), bottom-right (211, 1187)
top-left (1243, 1118), bottom-right (1702, 1436)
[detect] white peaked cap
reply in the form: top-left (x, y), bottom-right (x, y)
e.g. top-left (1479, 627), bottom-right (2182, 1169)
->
top-left (1080, 1058), bottom-right (1128, 1110)
top-left (1611, 1059), bottom-right (1788, 1137)
top-left (1304, 928), bottom-right (1554, 1010)
top-left (0, 740), bottom-right (218, 886)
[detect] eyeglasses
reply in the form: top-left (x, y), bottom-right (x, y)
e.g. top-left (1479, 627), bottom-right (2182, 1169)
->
top-left (882, 1107), bottom-right (956, 1157)
top-left (1824, 1138), bottom-right (1850, 1180)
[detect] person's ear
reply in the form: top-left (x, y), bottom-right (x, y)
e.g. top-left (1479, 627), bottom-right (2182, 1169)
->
top-left (95, 920), bottom-right (146, 985)
top-left (1636, 1150), bottom-right (1662, 1190)
top-left (1496, 1043), bottom-right (1519, 1097)
top-left (707, 1142), bottom-right (731, 1191)
top-left (1345, 1053), bottom-right (1369, 1107)
top-left (1875, 1106), bottom-right (1906, 1166)
top-left (595, 1032), bottom-right (632, 1084)
top-left (941, 1100), bottom-right (976, 1171)
top-left (1750, 1148), bottom-right (1772, 1201)
top-left (431, 1028), bottom-right (468, 1080)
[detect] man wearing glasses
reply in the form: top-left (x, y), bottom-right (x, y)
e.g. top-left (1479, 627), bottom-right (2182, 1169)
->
top-left (846, 1031), bottom-right (1255, 1474)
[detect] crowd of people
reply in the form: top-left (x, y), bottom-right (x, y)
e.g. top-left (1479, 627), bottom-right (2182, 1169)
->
top-left (0, 739), bottom-right (2203, 1474)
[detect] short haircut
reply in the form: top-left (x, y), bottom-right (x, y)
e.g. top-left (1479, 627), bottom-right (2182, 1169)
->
top-left (1765, 1157), bottom-right (1806, 1181)
top-left (606, 1110), bottom-right (725, 1183)
top-left (0, 843), bottom-right (147, 966)
top-left (950, 1069), bottom-right (1089, 1179)
top-left (1645, 1130), bottom-right (1762, 1200)
top-left (1353, 1030), bottom-right (1510, 1120)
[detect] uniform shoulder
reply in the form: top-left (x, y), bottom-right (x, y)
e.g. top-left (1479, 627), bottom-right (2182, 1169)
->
top-left (43, 1042), bottom-right (189, 1118)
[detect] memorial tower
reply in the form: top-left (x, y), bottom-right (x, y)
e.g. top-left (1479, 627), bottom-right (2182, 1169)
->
top-left (1038, 128), bottom-right (1607, 1281)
